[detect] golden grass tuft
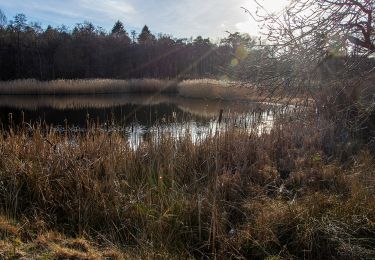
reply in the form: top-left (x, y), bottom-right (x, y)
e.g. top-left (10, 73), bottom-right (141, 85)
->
top-left (0, 217), bottom-right (19, 239)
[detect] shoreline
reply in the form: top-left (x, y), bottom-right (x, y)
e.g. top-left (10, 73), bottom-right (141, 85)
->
top-left (0, 78), bottom-right (308, 106)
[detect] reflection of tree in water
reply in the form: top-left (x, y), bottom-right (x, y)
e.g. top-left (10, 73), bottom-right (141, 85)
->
top-left (0, 95), bottom-right (280, 149)
top-left (0, 96), bottom-right (278, 150)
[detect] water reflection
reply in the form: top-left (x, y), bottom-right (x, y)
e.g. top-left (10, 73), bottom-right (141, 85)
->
top-left (0, 94), bottom-right (278, 149)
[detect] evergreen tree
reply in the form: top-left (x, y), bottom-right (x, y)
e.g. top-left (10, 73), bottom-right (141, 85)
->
top-left (138, 25), bottom-right (155, 44)
top-left (111, 20), bottom-right (127, 37)
top-left (111, 20), bottom-right (131, 45)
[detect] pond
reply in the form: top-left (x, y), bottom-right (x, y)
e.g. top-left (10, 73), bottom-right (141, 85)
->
top-left (0, 94), bottom-right (280, 148)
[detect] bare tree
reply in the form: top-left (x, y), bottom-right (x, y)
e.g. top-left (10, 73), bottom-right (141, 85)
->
top-left (0, 9), bottom-right (6, 29)
top-left (244, 0), bottom-right (375, 103)
top-left (241, 0), bottom-right (375, 142)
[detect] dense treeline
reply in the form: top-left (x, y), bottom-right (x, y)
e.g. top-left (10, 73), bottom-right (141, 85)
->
top-left (0, 10), bottom-right (257, 80)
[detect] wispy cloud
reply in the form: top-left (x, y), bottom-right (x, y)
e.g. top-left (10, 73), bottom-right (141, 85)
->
top-left (0, 0), bottom-right (287, 37)
top-left (77, 0), bottom-right (136, 21)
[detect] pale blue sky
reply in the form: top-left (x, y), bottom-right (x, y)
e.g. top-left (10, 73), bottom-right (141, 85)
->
top-left (0, 0), bottom-right (287, 39)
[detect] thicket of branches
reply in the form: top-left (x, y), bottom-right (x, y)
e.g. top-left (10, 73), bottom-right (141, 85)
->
top-left (0, 10), bottom-right (257, 80)
top-left (246, 0), bottom-right (375, 94)
top-left (241, 0), bottom-right (375, 143)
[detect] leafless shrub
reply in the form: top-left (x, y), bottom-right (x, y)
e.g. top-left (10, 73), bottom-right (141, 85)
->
top-left (242, 0), bottom-right (375, 140)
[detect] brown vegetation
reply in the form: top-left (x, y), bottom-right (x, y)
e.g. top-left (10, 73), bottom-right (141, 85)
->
top-left (0, 79), bottom-right (179, 95)
top-left (0, 111), bottom-right (374, 259)
top-left (0, 1), bottom-right (374, 258)
top-left (0, 79), bottom-right (306, 106)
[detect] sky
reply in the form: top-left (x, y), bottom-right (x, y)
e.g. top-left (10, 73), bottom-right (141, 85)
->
top-left (0, 0), bottom-right (288, 40)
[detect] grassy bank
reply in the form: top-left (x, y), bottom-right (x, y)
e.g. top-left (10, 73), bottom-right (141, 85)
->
top-left (0, 112), bottom-right (374, 259)
top-left (0, 79), bottom-right (180, 95)
top-left (0, 79), bottom-right (305, 104)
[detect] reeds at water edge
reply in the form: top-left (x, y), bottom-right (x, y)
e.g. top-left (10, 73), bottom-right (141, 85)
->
top-left (0, 110), bottom-right (374, 258)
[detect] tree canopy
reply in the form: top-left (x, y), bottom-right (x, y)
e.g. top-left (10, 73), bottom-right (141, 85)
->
top-left (0, 10), bottom-right (256, 80)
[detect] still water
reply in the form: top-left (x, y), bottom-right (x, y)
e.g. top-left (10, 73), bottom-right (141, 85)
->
top-left (0, 94), bottom-right (278, 148)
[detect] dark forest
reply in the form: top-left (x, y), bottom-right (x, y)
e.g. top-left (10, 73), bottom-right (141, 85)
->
top-left (0, 11), bottom-right (256, 80)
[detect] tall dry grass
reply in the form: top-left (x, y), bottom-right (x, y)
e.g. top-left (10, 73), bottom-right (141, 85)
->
top-left (0, 111), bottom-right (374, 258)
top-left (0, 78), bottom-right (281, 103)
top-left (0, 79), bottom-right (179, 95)
top-left (178, 79), bottom-right (245, 100)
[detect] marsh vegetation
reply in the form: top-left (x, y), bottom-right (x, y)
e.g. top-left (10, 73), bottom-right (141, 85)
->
top-left (0, 0), bottom-right (375, 259)
top-left (0, 111), bottom-right (374, 259)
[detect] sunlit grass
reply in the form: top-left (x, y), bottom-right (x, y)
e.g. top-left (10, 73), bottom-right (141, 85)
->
top-left (0, 78), bottom-right (269, 101)
top-left (0, 78), bottom-right (309, 106)
top-left (0, 78), bottom-right (178, 95)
